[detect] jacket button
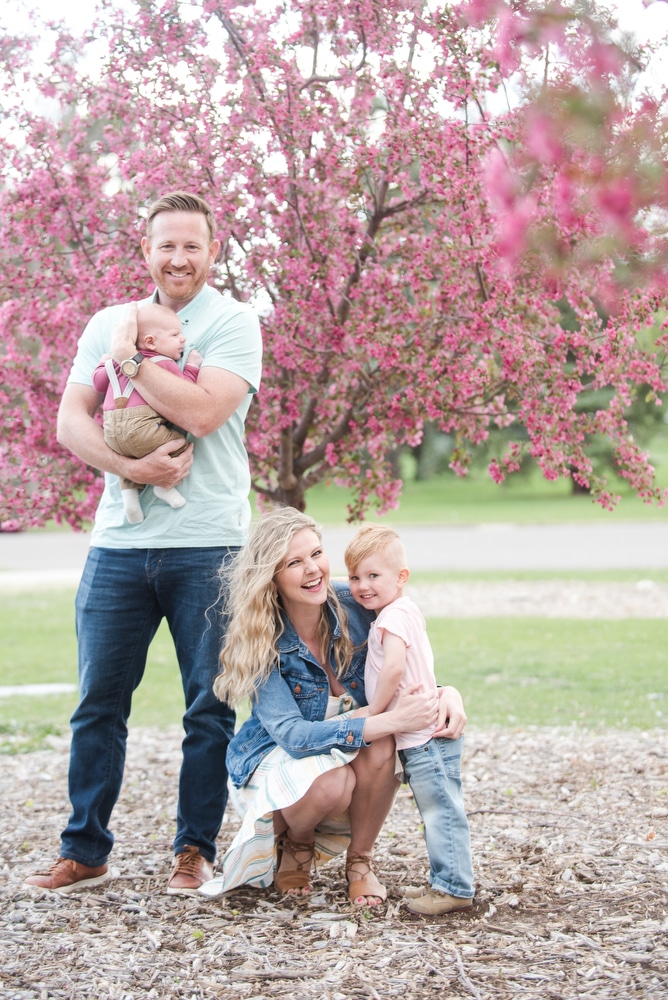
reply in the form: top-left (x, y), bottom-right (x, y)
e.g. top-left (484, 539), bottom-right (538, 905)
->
top-left (346, 731), bottom-right (354, 743)
top-left (294, 684), bottom-right (302, 694)
top-left (350, 681), bottom-right (358, 689)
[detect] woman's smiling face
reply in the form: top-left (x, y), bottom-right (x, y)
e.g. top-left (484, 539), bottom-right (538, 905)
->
top-left (274, 528), bottom-right (330, 614)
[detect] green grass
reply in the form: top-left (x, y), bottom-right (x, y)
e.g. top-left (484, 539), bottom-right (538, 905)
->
top-left (1, 587), bottom-right (665, 751)
top-left (430, 617), bottom-right (667, 730)
top-left (1, 590), bottom-right (183, 751)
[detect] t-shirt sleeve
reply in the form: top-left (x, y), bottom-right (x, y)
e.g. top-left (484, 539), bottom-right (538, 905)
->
top-left (182, 362), bottom-right (200, 383)
top-left (375, 604), bottom-right (414, 648)
top-left (91, 361), bottom-right (109, 394)
top-left (67, 305), bottom-right (130, 387)
top-left (199, 303), bottom-right (262, 393)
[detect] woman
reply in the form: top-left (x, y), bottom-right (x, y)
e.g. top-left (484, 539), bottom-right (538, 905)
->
top-left (200, 507), bottom-right (467, 905)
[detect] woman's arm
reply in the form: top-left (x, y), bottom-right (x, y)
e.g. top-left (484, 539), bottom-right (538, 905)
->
top-left (356, 684), bottom-right (438, 742)
top-left (252, 668), bottom-right (439, 759)
top-left (350, 684), bottom-right (466, 742)
top-left (252, 669), bottom-right (369, 758)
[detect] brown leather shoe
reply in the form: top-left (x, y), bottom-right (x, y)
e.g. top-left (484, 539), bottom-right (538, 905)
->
top-left (167, 845), bottom-right (213, 895)
top-left (24, 857), bottom-right (109, 894)
top-left (406, 887), bottom-right (473, 915)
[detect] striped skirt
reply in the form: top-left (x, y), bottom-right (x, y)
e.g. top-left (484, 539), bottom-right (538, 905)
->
top-left (200, 701), bottom-right (358, 898)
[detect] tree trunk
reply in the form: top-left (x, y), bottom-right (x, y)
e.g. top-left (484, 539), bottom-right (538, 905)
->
top-left (263, 482), bottom-right (307, 512)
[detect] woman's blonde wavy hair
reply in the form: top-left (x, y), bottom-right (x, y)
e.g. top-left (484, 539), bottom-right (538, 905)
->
top-left (213, 507), bottom-right (353, 707)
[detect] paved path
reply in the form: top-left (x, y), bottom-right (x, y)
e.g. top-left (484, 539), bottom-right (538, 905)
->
top-left (323, 522), bottom-right (668, 573)
top-left (1, 522), bottom-right (668, 589)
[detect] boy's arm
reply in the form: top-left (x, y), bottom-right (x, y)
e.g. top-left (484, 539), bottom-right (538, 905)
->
top-left (367, 630), bottom-right (408, 715)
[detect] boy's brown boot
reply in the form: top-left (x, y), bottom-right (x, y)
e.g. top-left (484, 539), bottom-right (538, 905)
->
top-left (406, 887), bottom-right (473, 915)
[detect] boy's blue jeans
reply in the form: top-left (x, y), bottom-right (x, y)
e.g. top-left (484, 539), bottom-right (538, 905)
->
top-left (399, 735), bottom-right (475, 898)
top-left (60, 545), bottom-right (237, 867)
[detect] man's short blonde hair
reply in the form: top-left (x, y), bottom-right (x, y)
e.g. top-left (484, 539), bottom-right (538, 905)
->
top-left (344, 523), bottom-right (408, 574)
top-left (146, 191), bottom-right (217, 243)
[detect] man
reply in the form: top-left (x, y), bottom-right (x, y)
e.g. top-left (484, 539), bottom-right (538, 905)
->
top-left (24, 192), bottom-right (262, 895)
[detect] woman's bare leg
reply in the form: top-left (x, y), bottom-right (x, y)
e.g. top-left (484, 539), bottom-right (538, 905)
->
top-left (273, 765), bottom-right (356, 895)
top-left (347, 735), bottom-right (399, 905)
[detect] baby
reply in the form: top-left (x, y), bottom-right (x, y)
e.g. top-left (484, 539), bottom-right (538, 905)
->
top-left (93, 303), bottom-right (201, 524)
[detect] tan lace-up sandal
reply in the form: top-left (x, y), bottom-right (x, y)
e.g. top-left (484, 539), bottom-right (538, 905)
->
top-left (346, 852), bottom-right (387, 905)
top-left (274, 835), bottom-right (315, 894)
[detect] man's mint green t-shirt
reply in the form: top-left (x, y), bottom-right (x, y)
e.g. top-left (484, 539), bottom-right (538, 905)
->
top-left (67, 284), bottom-right (262, 549)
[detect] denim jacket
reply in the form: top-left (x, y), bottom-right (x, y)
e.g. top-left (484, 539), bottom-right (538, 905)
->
top-left (226, 584), bottom-right (374, 787)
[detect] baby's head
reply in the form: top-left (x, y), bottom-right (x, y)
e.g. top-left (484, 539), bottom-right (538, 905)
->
top-left (344, 524), bottom-right (409, 613)
top-left (136, 303), bottom-right (185, 361)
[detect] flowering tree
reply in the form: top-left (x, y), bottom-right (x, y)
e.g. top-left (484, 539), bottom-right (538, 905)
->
top-left (1, 0), bottom-right (668, 528)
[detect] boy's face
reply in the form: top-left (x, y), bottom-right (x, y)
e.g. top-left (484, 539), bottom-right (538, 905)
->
top-left (348, 551), bottom-right (408, 613)
top-left (139, 315), bottom-right (186, 362)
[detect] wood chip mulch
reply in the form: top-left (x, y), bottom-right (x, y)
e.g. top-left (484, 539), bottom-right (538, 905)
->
top-left (1, 725), bottom-right (667, 1000)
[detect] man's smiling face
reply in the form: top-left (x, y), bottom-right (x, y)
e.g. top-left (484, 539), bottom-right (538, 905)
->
top-left (141, 210), bottom-right (220, 312)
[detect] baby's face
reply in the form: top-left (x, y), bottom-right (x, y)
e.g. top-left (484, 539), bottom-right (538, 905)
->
top-left (139, 316), bottom-right (186, 361)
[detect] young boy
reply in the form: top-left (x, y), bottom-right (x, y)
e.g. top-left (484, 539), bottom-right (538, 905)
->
top-left (344, 523), bottom-right (474, 915)
top-left (93, 302), bottom-right (202, 524)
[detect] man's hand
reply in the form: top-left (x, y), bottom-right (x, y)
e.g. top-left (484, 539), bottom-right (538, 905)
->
top-left (125, 439), bottom-right (194, 489)
top-left (58, 383), bottom-right (194, 486)
top-left (111, 302), bottom-right (139, 363)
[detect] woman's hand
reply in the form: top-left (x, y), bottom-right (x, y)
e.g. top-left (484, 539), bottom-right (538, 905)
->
top-left (390, 684), bottom-right (438, 733)
top-left (433, 685), bottom-right (467, 740)
top-left (360, 685), bottom-right (463, 744)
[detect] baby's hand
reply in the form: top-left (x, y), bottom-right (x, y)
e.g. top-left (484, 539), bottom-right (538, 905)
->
top-left (185, 349), bottom-right (203, 367)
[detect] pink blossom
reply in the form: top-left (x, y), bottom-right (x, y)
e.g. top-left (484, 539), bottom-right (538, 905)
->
top-left (0, 0), bottom-right (666, 525)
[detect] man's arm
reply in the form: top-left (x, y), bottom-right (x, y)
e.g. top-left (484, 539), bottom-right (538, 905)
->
top-left (57, 382), bottom-right (193, 489)
top-left (123, 363), bottom-right (250, 438)
top-left (111, 307), bottom-right (250, 437)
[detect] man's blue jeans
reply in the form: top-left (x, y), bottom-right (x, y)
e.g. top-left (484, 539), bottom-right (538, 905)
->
top-left (61, 545), bottom-right (237, 867)
top-left (399, 736), bottom-right (474, 898)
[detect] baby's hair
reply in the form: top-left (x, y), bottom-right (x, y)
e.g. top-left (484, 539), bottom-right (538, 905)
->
top-left (344, 523), bottom-right (408, 574)
top-left (136, 303), bottom-right (180, 347)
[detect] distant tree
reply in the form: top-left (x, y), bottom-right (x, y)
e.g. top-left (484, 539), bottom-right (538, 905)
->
top-left (1, 0), bottom-right (667, 528)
